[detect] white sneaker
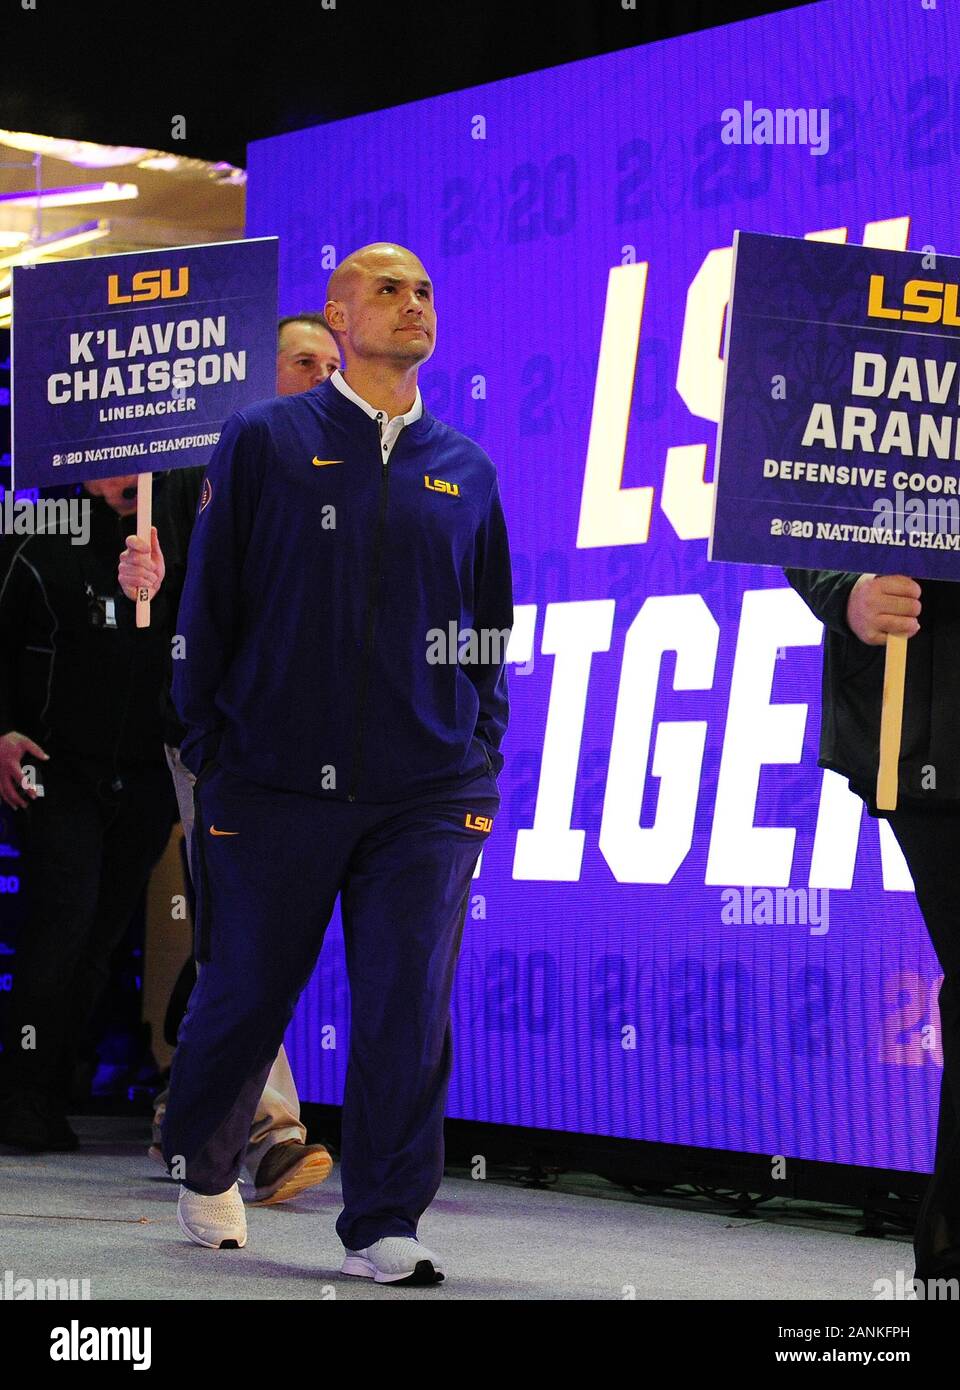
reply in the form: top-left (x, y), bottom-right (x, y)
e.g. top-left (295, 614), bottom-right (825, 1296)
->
top-left (341, 1236), bottom-right (444, 1284)
top-left (177, 1182), bottom-right (247, 1249)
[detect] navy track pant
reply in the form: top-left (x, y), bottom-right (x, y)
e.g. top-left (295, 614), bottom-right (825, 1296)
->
top-left (161, 756), bottom-right (499, 1251)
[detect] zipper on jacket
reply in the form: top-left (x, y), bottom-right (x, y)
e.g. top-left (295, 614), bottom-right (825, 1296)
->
top-left (347, 411), bottom-right (390, 801)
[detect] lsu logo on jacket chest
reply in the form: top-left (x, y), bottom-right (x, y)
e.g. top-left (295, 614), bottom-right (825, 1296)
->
top-left (424, 474), bottom-right (459, 496)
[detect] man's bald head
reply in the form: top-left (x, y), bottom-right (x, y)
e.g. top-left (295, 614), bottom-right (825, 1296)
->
top-left (324, 243), bottom-right (436, 371)
top-left (326, 243), bottom-right (428, 305)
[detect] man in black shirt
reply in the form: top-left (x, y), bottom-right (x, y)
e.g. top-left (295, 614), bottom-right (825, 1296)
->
top-left (0, 473), bottom-right (185, 1149)
top-left (787, 566), bottom-right (960, 1285)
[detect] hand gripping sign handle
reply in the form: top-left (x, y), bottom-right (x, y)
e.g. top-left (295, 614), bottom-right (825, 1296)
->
top-left (876, 632), bottom-right (907, 811)
top-left (135, 472), bottom-right (153, 629)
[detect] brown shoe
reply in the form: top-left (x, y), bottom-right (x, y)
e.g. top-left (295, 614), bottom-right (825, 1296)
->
top-left (248, 1140), bottom-right (333, 1206)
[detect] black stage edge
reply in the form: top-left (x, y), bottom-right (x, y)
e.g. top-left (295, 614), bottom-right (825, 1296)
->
top-left (300, 1102), bottom-right (927, 1228)
top-left (75, 1096), bottom-right (928, 1225)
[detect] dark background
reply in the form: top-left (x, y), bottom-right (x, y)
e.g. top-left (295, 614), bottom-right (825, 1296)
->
top-left (1, 0), bottom-right (818, 167)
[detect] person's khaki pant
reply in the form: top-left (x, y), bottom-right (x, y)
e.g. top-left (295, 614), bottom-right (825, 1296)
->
top-left (158, 744), bottom-right (305, 1181)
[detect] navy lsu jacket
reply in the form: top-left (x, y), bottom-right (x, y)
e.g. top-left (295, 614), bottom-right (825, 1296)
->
top-left (172, 375), bottom-right (513, 801)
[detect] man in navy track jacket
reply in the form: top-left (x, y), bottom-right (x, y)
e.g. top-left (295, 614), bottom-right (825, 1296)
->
top-left (162, 243), bottom-right (513, 1285)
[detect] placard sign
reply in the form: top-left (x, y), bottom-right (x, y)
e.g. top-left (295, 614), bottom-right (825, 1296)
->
top-left (12, 237), bottom-right (278, 489)
top-left (711, 231), bottom-right (960, 581)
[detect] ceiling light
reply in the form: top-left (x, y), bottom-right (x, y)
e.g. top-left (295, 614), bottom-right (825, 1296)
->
top-left (0, 131), bottom-right (151, 168)
top-left (137, 155), bottom-right (181, 172)
top-left (207, 163), bottom-right (246, 186)
top-left (0, 182), bottom-right (138, 209)
top-left (0, 219), bottom-right (110, 270)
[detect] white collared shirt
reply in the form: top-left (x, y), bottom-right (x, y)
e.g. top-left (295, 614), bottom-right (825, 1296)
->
top-left (329, 368), bottom-right (423, 463)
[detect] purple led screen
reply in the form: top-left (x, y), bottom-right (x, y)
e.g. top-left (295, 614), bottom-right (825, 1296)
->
top-left (246, 0), bottom-right (955, 1171)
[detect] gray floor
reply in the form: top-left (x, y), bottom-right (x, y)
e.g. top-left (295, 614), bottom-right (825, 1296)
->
top-left (0, 1117), bottom-right (912, 1300)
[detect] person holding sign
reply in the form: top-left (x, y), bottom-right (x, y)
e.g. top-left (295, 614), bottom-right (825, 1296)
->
top-left (0, 476), bottom-right (179, 1151)
top-left (787, 565), bottom-right (960, 1285)
top-left (161, 244), bottom-right (512, 1285)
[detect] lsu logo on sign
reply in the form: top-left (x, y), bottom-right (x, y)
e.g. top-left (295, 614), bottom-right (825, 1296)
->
top-left (867, 274), bottom-right (960, 325)
top-left (198, 477), bottom-right (213, 513)
top-left (107, 267), bottom-right (189, 305)
top-left (465, 812), bottom-right (493, 833)
top-left (424, 474), bottom-right (459, 496)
